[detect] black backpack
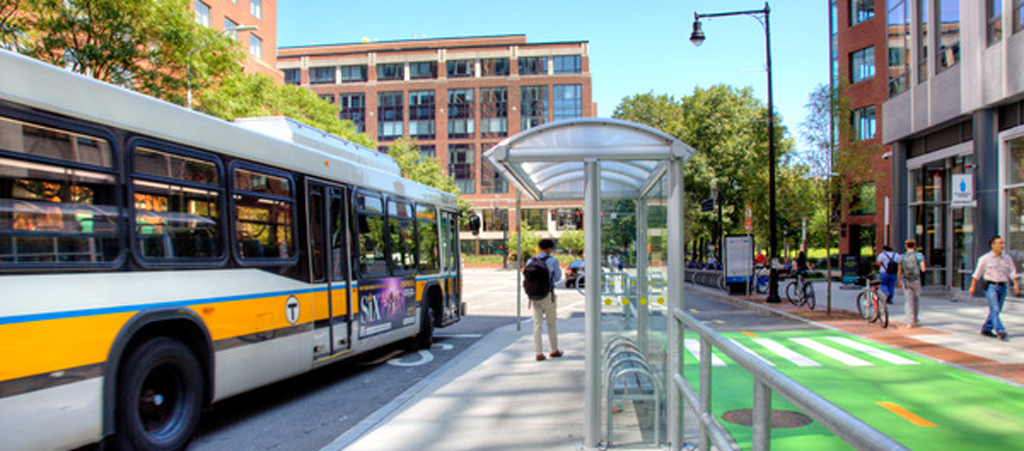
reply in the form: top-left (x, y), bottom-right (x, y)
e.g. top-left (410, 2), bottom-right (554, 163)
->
top-left (523, 255), bottom-right (551, 300)
top-left (883, 253), bottom-right (899, 275)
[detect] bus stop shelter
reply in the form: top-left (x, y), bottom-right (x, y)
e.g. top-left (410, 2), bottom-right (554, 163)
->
top-left (485, 118), bottom-right (695, 449)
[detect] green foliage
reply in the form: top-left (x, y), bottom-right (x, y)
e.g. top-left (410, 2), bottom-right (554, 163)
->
top-left (20, 0), bottom-right (241, 104)
top-left (614, 85), bottom-right (797, 253)
top-left (385, 137), bottom-right (473, 215)
top-left (0, 0), bottom-right (24, 49)
top-left (558, 229), bottom-right (585, 256)
top-left (506, 221), bottom-right (541, 261)
top-left (199, 72), bottom-right (375, 147)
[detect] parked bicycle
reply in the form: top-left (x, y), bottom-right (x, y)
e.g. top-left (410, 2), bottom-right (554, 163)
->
top-left (784, 271), bottom-right (816, 309)
top-left (754, 265), bottom-right (770, 294)
top-left (856, 274), bottom-right (889, 328)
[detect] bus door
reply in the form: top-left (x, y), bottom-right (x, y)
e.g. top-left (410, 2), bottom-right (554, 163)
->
top-left (308, 182), bottom-right (352, 359)
top-left (443, 211), bottom-right (463, 322)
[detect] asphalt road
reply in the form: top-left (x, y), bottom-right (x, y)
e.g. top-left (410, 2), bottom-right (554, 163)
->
top-left (185, 269), bottom-right (812, 450)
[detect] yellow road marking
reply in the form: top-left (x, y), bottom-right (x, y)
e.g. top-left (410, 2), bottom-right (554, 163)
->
top-left (713, 320), bottom-right (725, 324)
top-left (876, 402), bottom-right (937, 427)
top-left (741, 331), bottom-right (758, 338)
top-left (689, 309), bottom-right (699, 313)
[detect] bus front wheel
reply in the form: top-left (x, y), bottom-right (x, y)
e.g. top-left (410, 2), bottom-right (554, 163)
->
top-left (115, 337), bottom-right (204, 451)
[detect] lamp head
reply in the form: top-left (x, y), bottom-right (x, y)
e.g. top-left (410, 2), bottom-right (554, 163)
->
top-left (228, 25), bottom-right (258, 32)
top-left (689, 18), bottom-right (706, 47)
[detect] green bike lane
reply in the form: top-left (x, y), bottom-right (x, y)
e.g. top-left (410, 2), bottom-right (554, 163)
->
top-left (682, 328), bottom-right (1024, 450)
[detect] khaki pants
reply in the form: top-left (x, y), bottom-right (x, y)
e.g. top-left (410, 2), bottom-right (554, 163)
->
top-left (903, 279), bottom-right (921, 326)
top-left (532, 292), bottom-right (558, 354)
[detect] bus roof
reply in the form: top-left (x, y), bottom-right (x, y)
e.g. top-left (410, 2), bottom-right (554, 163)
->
top-left (0, 50), bottom-right (458, 210)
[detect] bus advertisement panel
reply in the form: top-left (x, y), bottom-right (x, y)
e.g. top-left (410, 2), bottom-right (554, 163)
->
top-left (358, 276), bottom-right (417, 338)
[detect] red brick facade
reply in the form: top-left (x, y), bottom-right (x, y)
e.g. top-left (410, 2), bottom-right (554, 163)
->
top-left (195, 0), bottom-right (282, 84)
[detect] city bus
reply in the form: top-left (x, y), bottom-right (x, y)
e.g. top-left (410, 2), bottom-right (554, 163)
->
top-left (0, 50), bottom-right (463, 451)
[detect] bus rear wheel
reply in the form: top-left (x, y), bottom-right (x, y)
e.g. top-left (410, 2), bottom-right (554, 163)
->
top-left (115, 337), bottom-right (204, 451)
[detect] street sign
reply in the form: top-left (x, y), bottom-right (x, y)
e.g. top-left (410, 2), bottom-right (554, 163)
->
top-left (951, 174), bottom-right (975, 207)
top-left (701, 198), bottom-right (715, 212)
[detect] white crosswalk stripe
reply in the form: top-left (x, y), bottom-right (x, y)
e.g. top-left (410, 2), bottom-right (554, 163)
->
top-left (826, 337), bottom-right (919, 365)
top-left (790, 338), bottom-right (872, 366)
top-left (728, 339), bottom-right (775, 367)
top-left (684, 339), bottom-right (727, 366)
top-left (754, 338), bottom-right (822, 367)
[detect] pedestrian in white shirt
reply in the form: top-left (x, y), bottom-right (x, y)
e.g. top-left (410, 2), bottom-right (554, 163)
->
top-left (968, 236), bottom-right (1020, 341)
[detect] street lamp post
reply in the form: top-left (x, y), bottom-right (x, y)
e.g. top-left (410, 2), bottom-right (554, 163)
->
top-left (691, 2), bottom-right (782, 303)
top-left (187, 25), bottom-right (258, 109)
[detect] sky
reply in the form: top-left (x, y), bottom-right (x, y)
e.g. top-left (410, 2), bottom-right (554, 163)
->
top-left (277, 0), bottom-right (831, 152)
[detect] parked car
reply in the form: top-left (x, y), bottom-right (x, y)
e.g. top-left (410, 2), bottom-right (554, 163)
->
top-left (565, 260), bottom-right (585, 288)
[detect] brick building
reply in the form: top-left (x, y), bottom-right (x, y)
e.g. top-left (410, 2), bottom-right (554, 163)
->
top-left (192, 0), bottom-right (282, 83)
top-left (277, 35), bottom-right (595, 254)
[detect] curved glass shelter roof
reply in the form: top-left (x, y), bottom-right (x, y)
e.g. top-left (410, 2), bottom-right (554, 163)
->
top-left (484, 118), bottom-right (695, 201)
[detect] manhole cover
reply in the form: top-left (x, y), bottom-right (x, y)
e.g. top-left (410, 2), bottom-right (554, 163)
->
top-left (721, 409), bottom-right (813, 428)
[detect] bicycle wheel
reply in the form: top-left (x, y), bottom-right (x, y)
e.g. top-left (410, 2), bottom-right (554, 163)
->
top-left (785, 281), bottom-right (799, 304)
top-left (857, 291), bottom-right (877, 322)
top-left (803, 282), bottom-right (816, 310)
top-left (879, 300), bottom-right (889, 328)
top-left (755, 276), bottom-right (768, 294)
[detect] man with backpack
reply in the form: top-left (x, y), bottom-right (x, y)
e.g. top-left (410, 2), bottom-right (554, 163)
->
top-left (876, 245), bottom-right (900, 305)
top-left (523, 239), bottom-right (563, 361)
top-left (898, 239), bottom-right (926, 329)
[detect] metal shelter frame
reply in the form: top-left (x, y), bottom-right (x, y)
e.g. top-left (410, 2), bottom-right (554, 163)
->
top-left (485, 118), bottom-right (696, 449)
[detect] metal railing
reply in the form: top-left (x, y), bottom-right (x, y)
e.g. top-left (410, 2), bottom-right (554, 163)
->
top-left (671, 308), bottom-right (911, 451)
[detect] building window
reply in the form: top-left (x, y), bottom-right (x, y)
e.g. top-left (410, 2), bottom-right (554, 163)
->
top-left (556, 209), bottom-right (582, 231)
top-left (318, 94), bottom-right (334, 104)
top-left (937, 0), bottom-right (960, 71)
top-left (377, 63), bottom-right (403, 81)
top-left (482, 208), bottom-right (507, 233)
top-left (988, 0), bottom-right (1002, 45)
top-left (850, 47), bottom-right (875, 83)
top-left (521, 209), bottom-right (546, 231)
top-left (224, 17), bottom-right (238, 38)
top-left (446, 60), bottom-right (473, 78)
top-left (917, 0), bottom-right (928, 83)
top-left (249, 34), bottom-right (262, 59)
top-left (480, 87), bottom-right (508, 138)
top-left (250, 0), bottom-right (262, 20)
top-left (419, 145), bottom-right (436, 160)
top-left (340, 65), bottom-right (367, 83)
top-left (283, 68), bottom-right (300, 85)
top-left (519, 57), bottom-right (547, 75)
top-left (448, 88), bottom-right (475, 139)
top-left (851, 0), bottom-right (874, 25)
top-left (309, 66), bottom-right (336, 85)
top-left (480, 58), bottom-right (509, 77)
top-left (852, 105), bottom-right (876, 141)
top-left (1007, 138), bottom-right (1024, 273)
top-left (194, 1), bottom-right (210, 27)
top-left (448, 144), bottom-right (475, 194)
top-left (409, 62), bottom-right (437, 80)
top-left (480, 157), bottom-right (507, 194)
top-left (378, 91), bottom-right (404, 139)
top-left (553, 85), bottom-right (582, 121)
top-left (850, 183), bottom-right (876, 215)
top-left (887, 0), bottom-right (910, 97)
top-left (340, 93), bottom-right (365, 133)
top-left (521, 86), bottom-right (548, 131)
top-left (409, 90), bottom-right (436, 140)
top-left (553, 55), bottom-right (581, 74)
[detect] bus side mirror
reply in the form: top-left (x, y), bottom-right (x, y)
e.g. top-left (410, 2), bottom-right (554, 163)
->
top-left (468, 215), bottom-right (481, 236)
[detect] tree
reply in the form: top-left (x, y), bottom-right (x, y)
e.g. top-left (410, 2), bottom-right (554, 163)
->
top-left (506, 220), bottom-right (541, 261)
top-left (0, 0), bottom-right (24, 49)
top-left (20, 0), bottom-right (242, 104)
top-left (559, 229), bottom-right (585, 256)
top-left (614, 86), bottom-right (798, 258)
top-left (199, 72), bottom-right (376, 148)
top-left (384, 137), bottom-right (473, 214)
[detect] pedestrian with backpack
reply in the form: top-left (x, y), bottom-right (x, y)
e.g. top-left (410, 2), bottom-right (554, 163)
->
top-left (876, 245), bottom-right (900, 305)
top-left (523, 239), bottom-right (563, 361)
top-left (968, 235), bottom-right (1019, 341)
top-left (898, 239), bottom-right (926, 329)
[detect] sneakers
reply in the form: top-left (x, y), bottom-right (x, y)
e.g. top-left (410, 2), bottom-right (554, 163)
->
top-left (536, 354), bottom-right (546, 361)
top-left (998, 332), bottom-right (1009, 341)
top-left (550, 350), bottom-right (564, 358)
top-left (981, 330), bottom-right (997, 338)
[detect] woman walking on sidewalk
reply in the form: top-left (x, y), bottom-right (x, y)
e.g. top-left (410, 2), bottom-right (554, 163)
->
top-left (968, 236), bottom-right (1020, 341)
